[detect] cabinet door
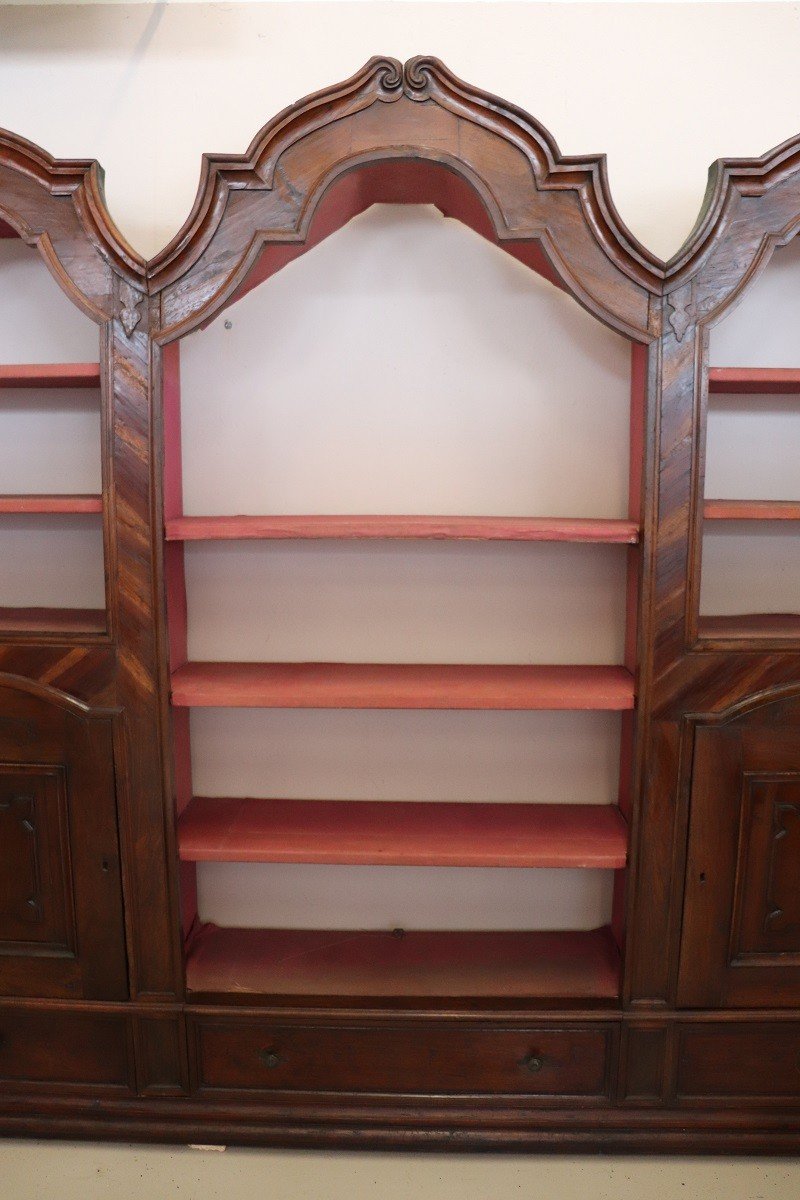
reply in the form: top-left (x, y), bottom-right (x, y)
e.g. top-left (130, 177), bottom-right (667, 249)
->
top-left (0, 679), bottom-right (127, 1000)
top-left (678, 705), bottom-right (800, 1008)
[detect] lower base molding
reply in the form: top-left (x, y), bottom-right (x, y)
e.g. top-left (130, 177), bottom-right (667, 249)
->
top-left (2, 1001), bottom-right (800, 1151)
top-left (1, 1095), bottom-right (800, 1155)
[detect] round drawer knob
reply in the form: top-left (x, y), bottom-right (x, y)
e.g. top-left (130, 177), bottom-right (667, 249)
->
top-left (259, 1048), bottom-right (281, 1069)
top-left (520, 1053), bottom-right (544, 1074)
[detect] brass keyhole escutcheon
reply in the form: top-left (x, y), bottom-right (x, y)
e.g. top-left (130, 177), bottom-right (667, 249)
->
top-left (259, 1048), bottom-right (280, 1068)
top-left (520, 1053), bottom-right (544, 1074)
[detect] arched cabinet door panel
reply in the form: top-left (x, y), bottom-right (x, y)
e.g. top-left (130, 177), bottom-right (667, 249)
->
top-left (0, 677), bottom-right (127, 1000)
top-left (678, 692), bottom-right (800, 1008)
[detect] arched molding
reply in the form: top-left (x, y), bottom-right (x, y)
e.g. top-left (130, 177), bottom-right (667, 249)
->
top-left (666, 133), bottom-right (800, 330)
top-left (0, 128), bottom-right (145, 323)
top-left (149, 57), bottom-right (663, 342)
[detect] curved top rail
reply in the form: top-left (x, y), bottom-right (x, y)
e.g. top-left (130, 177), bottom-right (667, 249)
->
top-left (665, 131), bottom-right (800, 326)
top-left (149, 56), bottom-right (664, 342)
top-left (668, 131), bottom-right (800, 281)
top-left (0, 128), bottom-right (145, 322)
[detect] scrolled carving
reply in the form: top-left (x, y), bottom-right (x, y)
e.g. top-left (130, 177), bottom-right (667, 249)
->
top-left (373, 57), bottom-right (403, 100)
top-left (118, 280), bottom-right (144, 337)
top-left (403, 56), bottom-right (436, 101)
top-left (667, 281), bottom-right (696, 341)
top-left (150, 54), bottom-right (662, 343)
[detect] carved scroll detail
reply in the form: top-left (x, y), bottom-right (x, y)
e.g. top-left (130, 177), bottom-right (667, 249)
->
top-left (119, 280), bottom-right (144, 337)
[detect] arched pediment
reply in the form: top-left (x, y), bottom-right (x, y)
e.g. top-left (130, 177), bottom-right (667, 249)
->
top-left (150, 57), bottom-right (663, 342)
top-left (0, 128), bottom-right (145, 322)
top-left (666, 132), bottom-right (800, 330)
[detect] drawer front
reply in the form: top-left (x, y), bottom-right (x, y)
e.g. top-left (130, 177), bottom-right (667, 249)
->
top-left (0, 1009), bottom-right (133, 1089)
top-left (677, 1024), bottom-right (800, 1104)
top-left (193, 1019), bottom-right (614, 1098)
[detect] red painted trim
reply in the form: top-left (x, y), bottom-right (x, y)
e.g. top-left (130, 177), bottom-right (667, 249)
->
top-left (162, 342), bottom-right (183, 523)
top-left (166, 514), bottom-right (640, 544)
top-left (228, 160), bottom-right (566, 312)
top-left (611, 869), bottom-right (627, 953)
top-left (180, 861), bottom-right (199, 944)
top-left (172, 707), bottom-right (193, 816)
top-left (170, 662), bottom-right (636, 711)
top-left (186, 923), bottom-right (621, 1001)
top-left (164, 543), bottom-right (188, 673)
top-left (708, 367), bottom-right (800, 394)
top-left (178, 797), bottom-right (628, 869)
top-left (703, 499), bottom-right (800, 521)
top-left (0, 363), bottom-right (101, 388)
top-left (0, 494), bottom-right (102, 514)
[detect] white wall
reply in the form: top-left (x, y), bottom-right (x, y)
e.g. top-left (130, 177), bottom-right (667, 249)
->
top-left (0, 238), bottom-right (105, 610)
top-left (2, 3), bottom-right (800, 1191)
top-left (701, 237), bottom-right (800, 617)
top-left (177, 162), bottom-right (631, 928)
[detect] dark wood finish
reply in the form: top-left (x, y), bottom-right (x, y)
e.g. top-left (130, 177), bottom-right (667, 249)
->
top-left (192, 1017), bottom-right (614, 1098)
top-left (0, 607), bottom-right (106, 635)
top-left (185, 925), bottom-right (622, 1004)
top-left (178, 797), bottom-right (629, 868)
top-left (678, 696), bottom-right (800, 1008)
top-left (698, 613), bottom-right (800, 640)
top-left (0, 678), bottom-right (127, 1000)
top-left (620, 1025), bottom-right (667, 1103)
top-left (2, 55), bottom-right (800, 1151)
top-left (0, 1008), bottom-right (133, 1090)
top-left (166, 515), bottom-right (641, 544)
top-left (134, 1014), bottom-right (188, 1096)
top-left (171, 662), bottom-right (636, 711)
top-left (676, 1023), bottom-right (800, 1103)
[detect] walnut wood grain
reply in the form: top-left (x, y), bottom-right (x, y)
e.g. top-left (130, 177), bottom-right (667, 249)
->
top-left (0, 607), bottom-right (106, 634)
top-left (698, 614), bottom-right (800, 640)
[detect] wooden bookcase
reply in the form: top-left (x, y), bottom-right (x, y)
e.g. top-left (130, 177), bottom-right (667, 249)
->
top-left (1, 58), bottom-right (800, 1151)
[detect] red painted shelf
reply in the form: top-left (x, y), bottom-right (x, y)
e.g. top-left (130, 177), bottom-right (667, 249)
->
top-left (171, 662), bottom-right (635, 711)
top-left (0, 606), bottom-right (106, 634)
top-left (0, 494), bottom-right (102, 515)
top-left (698, 613), bottom-right (800, 640)
top-left (178, 797), bottom-right (629, 868)
top-left (185, 923), bottom-right (621, 1002)
top-left (704, 499), bottom-right (800, 521)
top-left (0, 363), bottom-right (101, 389)
top-left (165, 514), bottom-right (640, 544)
top-left (708, 367), bottom-right (800, 394)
